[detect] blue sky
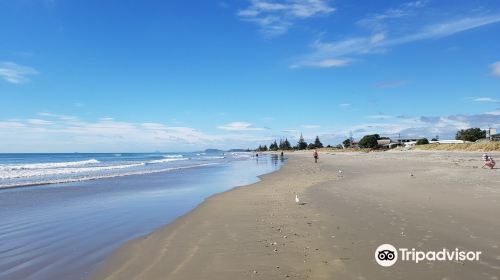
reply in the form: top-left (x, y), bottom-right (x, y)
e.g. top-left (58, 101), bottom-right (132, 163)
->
top-left (0, 0), bottom-right (499, 152)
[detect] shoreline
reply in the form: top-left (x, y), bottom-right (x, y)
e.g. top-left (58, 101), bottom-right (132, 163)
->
top-left (91, 151), bottom-right (500, 280)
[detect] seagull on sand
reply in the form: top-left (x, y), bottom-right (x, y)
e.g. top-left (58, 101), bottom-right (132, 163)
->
top-left (338, 170), bottom-right (342, 174)
top-left (295, 195), bottom-right (300, 204)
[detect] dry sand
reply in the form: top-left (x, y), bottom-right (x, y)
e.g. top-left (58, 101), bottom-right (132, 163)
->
top-left (91, 151), bottom-right (500, 280)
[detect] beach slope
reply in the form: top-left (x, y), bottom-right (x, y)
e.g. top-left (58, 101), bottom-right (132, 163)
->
top-left (92, 151), bottom-right (500, 280)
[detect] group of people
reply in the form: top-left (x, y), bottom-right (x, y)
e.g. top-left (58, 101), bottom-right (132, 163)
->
top-left (261, 150), bottom-right (494, 169)
top-left (312, 151), bottom-right (495, 169)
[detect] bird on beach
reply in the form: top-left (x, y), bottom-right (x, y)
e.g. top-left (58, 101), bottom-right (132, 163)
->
top-left (295, 195), bottom-right (300, 204)
top-left (409, 173), bottom-right (414, 177)
top-left (338, 170), bottom-right (342, 174)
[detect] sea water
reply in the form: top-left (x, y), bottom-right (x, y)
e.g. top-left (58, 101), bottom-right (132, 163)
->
top-left (0, 152), bottom-right (283, 280)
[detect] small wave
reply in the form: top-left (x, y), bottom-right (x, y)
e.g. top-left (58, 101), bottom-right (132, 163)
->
top-left (163, 155), bottom-right (184, 158)
top-left (200, 156), bottom-right (225, 160)
top-left (148, 158), bottom-right (189, 164)
top-left (0, 159), bottom-right (100, 171)
top-left (0, 163), bottom-right (146, 180)
top-left (0, 163), bottom-right (220, 189)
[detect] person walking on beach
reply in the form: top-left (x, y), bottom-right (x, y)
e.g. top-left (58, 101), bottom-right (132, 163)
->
top-left (482, 154), bottom-right (496, 169)
top-left (313, 150), bottom-right (319, 163)
top-left (280, 151), bottom-right (284, 158)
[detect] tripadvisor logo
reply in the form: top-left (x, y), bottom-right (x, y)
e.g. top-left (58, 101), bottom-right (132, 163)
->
top-left (375, 244), bottom-right (481, 267)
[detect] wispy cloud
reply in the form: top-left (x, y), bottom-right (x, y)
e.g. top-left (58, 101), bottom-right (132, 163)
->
top-left (217, 121), bottom-right (266, 131)
top-left (490, 61), bottom-right (500, 77)
top-left (0, 62), bottom-right (38, 84)
top-left (292, 10), bottom-right (500, 68)
top-left (238, 0), bottom-right (335, 35)
top-left (473, 97), bottom-right (499, 103)
top-left (339, 103), bottom-right (351, 107)
top-left (357, 1), bottom-right (428, 32)
top-left (28, 119), bottom-right (54, 125)
top-left (290, 58), bottom-right (350, 69)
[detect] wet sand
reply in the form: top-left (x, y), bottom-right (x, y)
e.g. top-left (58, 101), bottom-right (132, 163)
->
top-left (92, 151), bottom-right (500, 280)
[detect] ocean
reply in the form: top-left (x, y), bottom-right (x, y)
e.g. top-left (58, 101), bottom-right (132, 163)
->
top-left (0, 152), bottom-right (251, 189)
top-left (0, 152), bottom-right (283, 280)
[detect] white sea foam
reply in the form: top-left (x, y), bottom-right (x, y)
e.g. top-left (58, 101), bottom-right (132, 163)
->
top-left (148, 158), bottom-right (189, 164)
top-left (230, 153), bottom-right (252, 159)
top-left (0, 163), bottom-right (220, 189)
top-left (163, 155), bottom-right (184, 158)
top-left (200, 156), bottom-right (225, 160)
top-left (0, 162), bottom-right (146, 179)
top-left (0, 157), bottom-right (191, 180)
top-left (0, 159), bottom-right (100, 171)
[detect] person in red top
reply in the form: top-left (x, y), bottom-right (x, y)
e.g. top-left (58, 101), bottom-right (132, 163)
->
top-left (313, 150), bottom-right (319, 163)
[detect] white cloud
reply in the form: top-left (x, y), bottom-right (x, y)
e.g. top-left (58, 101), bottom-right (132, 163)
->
top-left (291, 58), bottom-right (350, 69)
top-left (390, 15), bottom-right (500, 45)
top-left (293, 13), bottom-right (500, 68)
top-left (318, 110), bottom-right (499, 144)
top-left (339, 103), bottom-right (351, 107)
top-left (490, 61), bottom-right (500, 77)
top-left (218, 122), bottom-right (266, 131)
top-left (38, 112), bottom-right (79, 121)
top-left (357, 1), bottom-right (428, 32)
top-left (0, 121), bottom-right (26, 129)
top-left (238, 0), bottom-right (335, 35)
top-left (0, 116), bottom-right (276, 152)
top-left (473, 97), bottom-right (499, 103)
top-left (28, 119), bottom-right (54, 125)
top-left (0, 62), bottom-right (38, 84)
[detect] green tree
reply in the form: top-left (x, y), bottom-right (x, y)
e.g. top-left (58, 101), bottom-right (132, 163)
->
top-left (282, 138), bottom-right (292, 150)
top-left (416, 138), bottom-right (429, 145)
top-left (342, 139), bottom-right (351, 148)
top-left (455, 128), bottom-right (486, 142)
top-left (257, 145), bottom-right (268, 151)
top-left (269, 140), bottom-right (278, 151)
top-left (307, 143), bottom-right (316, 149)
top-left (314, 136), bottom-right (323, 148)
top-left (358, 134), bottom-right (380, 149)
top-left (297, 133), bottom-right (308, 150)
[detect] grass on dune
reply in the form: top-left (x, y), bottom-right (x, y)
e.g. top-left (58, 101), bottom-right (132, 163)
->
top-left (413, 142), bottom-right (500, 152)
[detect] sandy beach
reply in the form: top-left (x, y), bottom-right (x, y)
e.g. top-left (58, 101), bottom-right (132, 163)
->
top-left (91, 151), bottom-right (500, 280)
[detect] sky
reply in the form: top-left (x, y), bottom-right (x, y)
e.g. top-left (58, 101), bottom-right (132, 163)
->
top-left (0, 0), bottom-right (499, 152)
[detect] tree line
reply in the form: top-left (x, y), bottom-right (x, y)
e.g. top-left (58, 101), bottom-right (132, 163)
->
top-left (257, 134), bottom-right (324, 151)
top-left (257, 127), bottom-right (489, 151)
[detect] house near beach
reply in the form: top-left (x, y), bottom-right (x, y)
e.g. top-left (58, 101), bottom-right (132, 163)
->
top-left (377, 138), bottom-right (398, 148)
top-left (486, 128), bottom-right (500, 141)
